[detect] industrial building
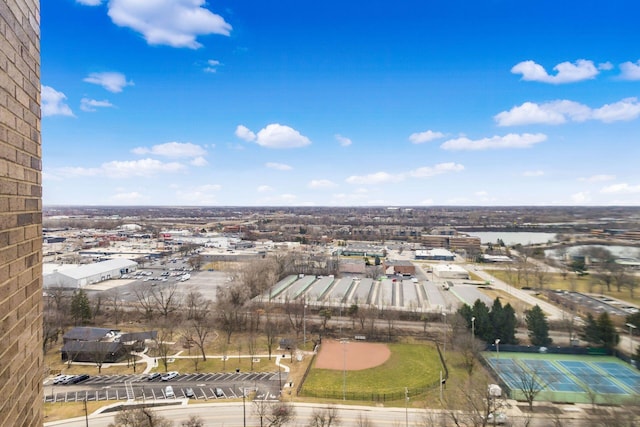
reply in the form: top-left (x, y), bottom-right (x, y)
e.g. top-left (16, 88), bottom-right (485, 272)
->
top-left (44, 259), bottom-right (137, 288)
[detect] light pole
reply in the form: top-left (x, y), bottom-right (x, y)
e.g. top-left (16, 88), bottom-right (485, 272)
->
top-left (471, 316), bottom-right (476, 341)
top-left (626, 323), bottom-right (637, 356)
top-left (342, 340), bottom-right (348, 400)
top-left (495, 338), bottom-right (501, 380)
top-left (442, 312), bottom-right (447, 359)
top-left (242, 387), bottom-right (246, 427)
top-left (404, 387), bottom-right (409, 427)
top-left (303, 300), bottom-right (307, 347)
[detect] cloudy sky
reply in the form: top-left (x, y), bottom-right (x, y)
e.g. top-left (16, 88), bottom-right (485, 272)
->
top-left (42, 0), bottom-right (640, 206)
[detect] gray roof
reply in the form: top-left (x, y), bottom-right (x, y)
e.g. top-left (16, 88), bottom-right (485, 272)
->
top-left (120, 331), bottom-right (157, 342)
top-left (63, 327), bottom-right (115, 341)
top-left (59, 259), bottom-right (137, 280)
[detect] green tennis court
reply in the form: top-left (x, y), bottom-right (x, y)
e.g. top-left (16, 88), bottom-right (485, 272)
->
top-left (483, 351), bottom-right (640, 404)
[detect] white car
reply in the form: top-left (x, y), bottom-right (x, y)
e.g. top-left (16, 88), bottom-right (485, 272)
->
top-left (486, 412), bottom-right (508, 425)
top-left (161, 371), bottom-right (179, 381)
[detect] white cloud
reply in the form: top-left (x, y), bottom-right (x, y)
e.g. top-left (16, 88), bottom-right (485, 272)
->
top-left (619, 60), bottom-right (640, 80)
top-left (107, 0), bottom-right (231, 49)
top-left (579, 174), bottom-right (615, 183)
top-left (257, 185), bottom-right (273, 193)
top-left (346, 171), bottom-right (403, 185)
top-left (190, 156), bottom-right (208, 166)
top-left (132, 142), bottom-right (207, 158)
top-left (440, 133), bottom-right (546, 150)
top-left (177, 184), bottom-right (222, 204)
top-left (256, 124), bottom-right (311, 148)
top-left (76, 0), bottom-right (102, 5)
top-left (511, 59), bottom-right (599, 84)
top-left (598, 62), bottom-right (614, 71)
top-left (408, 162), bottom-right (464, 178)
top-left (408, 130), bottom-right (445, 144)
top-left (591, 98), bottom-right (640, 122)
top-left (496, 98), bottom-right (640, 126)
top-left (601, 183), bottom-right (640, 194)
top-left (57, 158), bottom-right (185, 179)
top-left (204, 59), bottom-right (221, 73)
top-left (523, 170), bottom-right (544, 177)
top-left (571, 191), bottom-right (591, 203)
top-left (41, 86), bottom-right (74, 117)
top-left (335, 134), bottom-right (352, 147)
top-left (235, 125), bottom-right (256, 142)
top-left (419, 199), bottom-right (434, 205)
top-left (237, 124), bottom-right (311, 148)
top-left (83, 72), bottom-right (133, 93)
top-left (346, 162), bottom-right (464, 185)
top-left (265, 162), bottom-right (292, 171)
top-left (80, 98), bottom-right (114, 112)
top-left (494, 100), bottom-right (590, 126)
top-left (308, 179), bottom-right (337, 189)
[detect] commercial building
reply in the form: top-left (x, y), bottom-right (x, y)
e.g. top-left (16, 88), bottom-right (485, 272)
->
top-left (0, 2), bottom-right (43, 425)
top-left (415, 248), bottom-right (455, 261)
top-left (43, 259), bottom-right (137, 288)
top-left (432, 264), bottom-right (470, 280)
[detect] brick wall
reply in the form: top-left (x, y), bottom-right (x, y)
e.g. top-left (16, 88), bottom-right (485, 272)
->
top-left (0, 1), bottom-right (42, 426)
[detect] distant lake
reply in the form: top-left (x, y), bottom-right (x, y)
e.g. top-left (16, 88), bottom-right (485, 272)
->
top-left (466, 232), bottom-right (558, 246)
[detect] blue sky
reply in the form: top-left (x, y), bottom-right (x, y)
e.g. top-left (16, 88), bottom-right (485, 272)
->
top-left (41, 0), bottom-right (640, 206)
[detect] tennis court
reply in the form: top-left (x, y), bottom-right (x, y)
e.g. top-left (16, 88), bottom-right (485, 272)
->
top-left (484, 352), bottom-right (640, 404)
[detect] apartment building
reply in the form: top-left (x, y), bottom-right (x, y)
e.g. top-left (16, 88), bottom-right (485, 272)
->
top-left (0, 1), bottom-right (43, 426)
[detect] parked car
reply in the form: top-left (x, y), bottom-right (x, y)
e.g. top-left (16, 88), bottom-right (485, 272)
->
top-left (53, 374), bottom-right (73, 385)
top-left (147, 372), bottom-right (161, 381)
top-left (185, 387), bottom-right (195, 398)
top-left (214, 387), bottom-right (224, 398)
top-left (486, 412), bottom-right (508, 425)
top-left (165, 385), bottom-right (175, 399)
top-left (70, 374), bottom-right (90, 384)
top-left (161, 371), bottom-right (179, 381)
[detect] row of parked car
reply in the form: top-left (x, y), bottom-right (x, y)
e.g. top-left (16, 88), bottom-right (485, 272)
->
top-left (146, 371), bottom-right (179, 381)
top-left (52, 373), bottom-right (90, 385)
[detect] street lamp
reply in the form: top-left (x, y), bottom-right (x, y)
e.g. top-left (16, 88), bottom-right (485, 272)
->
top-left (404, 387), bottom-right (409, 427)
top-left (303, 300), bottom-right (308, 347)
top-left (342, 340), bottom-right (348, 400)
top-left (442, 312), bottom-right (447, 359)
top-left (495, 339), bottom-right (501, 380)
top-left (471, 316), bottom-right (476, 341)
top-left (626, 323), bottom-right (637, 356)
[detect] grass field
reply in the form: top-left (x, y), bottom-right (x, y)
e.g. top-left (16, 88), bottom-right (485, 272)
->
top-left (301, 343), bottom-right (442, 401)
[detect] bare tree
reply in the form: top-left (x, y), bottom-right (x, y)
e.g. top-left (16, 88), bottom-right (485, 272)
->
top-left (515, 365), bottom-right (548, 411)
top-left (248, 333), bottom-right (257, 371)
top-left (264, 312), bottom-right (281, 360)
top-left (307, 405), bottom-right (340, 427)
top-left (107, 407), bottom-right (173, 427)
top-left (184, 290), bottom-right (209, 321)
top-left (355, 413), bottom-right (375, 427)
top-left (105, 288), bottom-right (124, 325)
top-left (265, 402), bottom-right (296, 427)
top-left (133, 283), bottom-right (156, 320)
top-left (151, 282), bottom-right (182, 319)
top-left (181, 415), bottom-right (204, 427)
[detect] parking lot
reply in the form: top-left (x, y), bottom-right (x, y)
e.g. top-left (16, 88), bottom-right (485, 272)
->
top-left (44, 372), bottom-right (283, 403)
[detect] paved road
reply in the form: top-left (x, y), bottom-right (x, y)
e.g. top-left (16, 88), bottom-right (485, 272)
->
top-left (44, 401), bottom-right (595, 427)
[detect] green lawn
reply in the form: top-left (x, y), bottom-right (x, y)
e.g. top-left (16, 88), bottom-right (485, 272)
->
top-left (302, 343), bottom-right (442, 400)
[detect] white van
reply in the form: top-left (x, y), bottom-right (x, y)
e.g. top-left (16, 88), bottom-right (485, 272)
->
top-left (165, 385), bottom-right (175, 399)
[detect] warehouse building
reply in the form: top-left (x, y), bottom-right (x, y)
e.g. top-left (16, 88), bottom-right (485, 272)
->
top-left (44, 259), bottom-right (137, 288)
